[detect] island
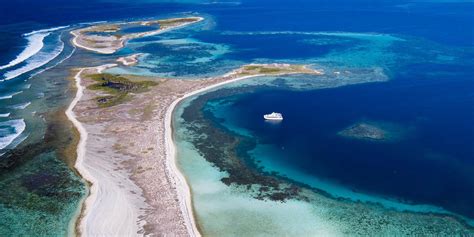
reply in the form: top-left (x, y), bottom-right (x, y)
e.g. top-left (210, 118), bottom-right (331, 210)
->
top-left (66, 61), bottom-right (324, 236)
top-left (71, 17), bottom-right (203, 54)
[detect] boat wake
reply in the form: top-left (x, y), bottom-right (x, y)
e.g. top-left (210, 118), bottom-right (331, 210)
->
top-left (0, 119), bottom-right (26, 150)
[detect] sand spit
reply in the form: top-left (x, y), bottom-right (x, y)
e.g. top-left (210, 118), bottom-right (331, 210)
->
top-left (66, 63), bottom-right (322, 236)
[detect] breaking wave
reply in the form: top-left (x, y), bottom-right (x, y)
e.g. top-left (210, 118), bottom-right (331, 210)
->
top-left (220, 31), bottom-right (403, 41)
top-left (0, 25), bottom-right (68, 71)
top-left (0, 91), bottom-right (23, 100)
top-left (0, 119), bottom-right (26, 150)
top-left (2, 39), bottom-right (65, 81)
top-left (9, 102), bottom-right (31, 110)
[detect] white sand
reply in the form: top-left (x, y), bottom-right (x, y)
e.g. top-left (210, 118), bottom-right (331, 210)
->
top-left (66, 68), bottom-right (96, 235)
top-left (67, 65), bottom-right (146, 236)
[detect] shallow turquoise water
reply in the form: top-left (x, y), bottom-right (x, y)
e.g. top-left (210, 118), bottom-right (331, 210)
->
top-left (0, 31), bottom-right (88, 235)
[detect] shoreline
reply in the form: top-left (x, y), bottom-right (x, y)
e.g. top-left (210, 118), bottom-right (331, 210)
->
top-left (65, 68), bottom-right (96, 236)
top-left (164, 73), bottom-right (294, 236)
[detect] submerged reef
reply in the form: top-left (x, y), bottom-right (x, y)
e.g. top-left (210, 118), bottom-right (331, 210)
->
top-left (0, 111), bottom-right (85, 236)
top-left (338, 121), bottom-right (405, 142)
top-left (339, 122), bottom-right (387, 141)
top-left (181, 86), bottom-right (307, 202)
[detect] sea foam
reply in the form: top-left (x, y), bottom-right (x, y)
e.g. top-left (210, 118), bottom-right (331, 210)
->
top-left (0, 119), bottom-right (26, 150)
top-left (2, 39), bottom-right (65, 81)
top-left (23, 25), bottom-right (69, 37)
top-left (0, 25), bottom-right (68, 81)
top-left (0, 26), bottom-right (68, 71)
top-left (221, 31), bottom-right (403, 41)
top-left (27, 45), bottom-right (75, 80)
top-left (0, 34), bottom-right (46, 71)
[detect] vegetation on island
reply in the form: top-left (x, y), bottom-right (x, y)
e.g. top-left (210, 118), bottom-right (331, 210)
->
top-left (239, 64), bottom-right (320, 76)
top-left (144, 17), bottom-right (202, 27)
top-left (242, 65), bottom-right (283, 74)
top-left (87, 74), bottom-right (156, 107)
top-left (83, 24), bottom-right (121, 34)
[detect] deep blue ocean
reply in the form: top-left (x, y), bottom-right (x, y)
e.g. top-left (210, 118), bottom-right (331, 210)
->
top-left (0, 0), bottom-right (473, 234)
top-left (207, 71), bottom-right (474, 217)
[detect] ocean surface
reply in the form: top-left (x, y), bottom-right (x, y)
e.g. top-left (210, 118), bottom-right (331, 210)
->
top-left (171, 0), bottom-right (474, 235)
top-left (0, 0), bottom-right (473, 235)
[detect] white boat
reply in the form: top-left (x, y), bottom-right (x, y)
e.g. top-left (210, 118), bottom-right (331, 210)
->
top-left (264, 112), bottom-right (283, 120)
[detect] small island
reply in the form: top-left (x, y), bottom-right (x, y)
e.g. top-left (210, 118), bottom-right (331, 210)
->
top-left (236, 64), bottom-right (323, 76)
top-left (71, 17), bottom-right (203, 54)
